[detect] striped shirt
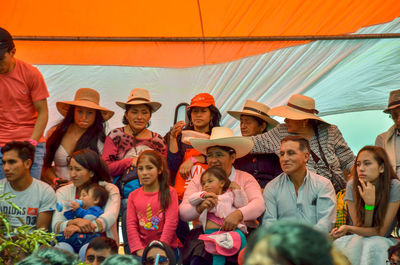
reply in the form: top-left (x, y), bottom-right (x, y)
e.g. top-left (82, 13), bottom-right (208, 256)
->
top-left (250, 123), bottom-right (355, 192)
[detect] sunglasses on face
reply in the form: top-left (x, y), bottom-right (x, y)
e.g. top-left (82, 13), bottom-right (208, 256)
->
top-left (143, 255), bottom-right (168, 265)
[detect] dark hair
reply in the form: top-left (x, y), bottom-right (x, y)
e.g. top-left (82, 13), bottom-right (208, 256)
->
top-left (122, 104), bottom-right (152, 126)
top-left (17, 247), bottom-right (79, 265)
top-left (2, 141), bottom-right (35, 167)
top-left (253, 116), bottom-right (268, 134)
top-left (353, 146), bottom-right (397, 228)
top-left (87, 237), bottom-right (118, 254)
top-left (44, 105), bottom-right (106, 169)
top-left (388, 243), bottom-right (400, 260)
top-left (281, 135), bottom-right (311, 153)
top-left (69, 149), bottom-right (111, 184)
top-left (185, 104), bottom-right (221, 133)
top-left (103, 255), bottom-right (140, 265)
top-left (206, 145), bottom-right (236, 155)
top-left (245, 221), bottom-right (333, 265)
top-left (82, 183), bottom-right (109, 208)
top-left (142, 240), bottom-right (176, 265)
top-left (201, 167), bottom-right (231, 193)
top-left (136, 150), bottom-right (171, 211)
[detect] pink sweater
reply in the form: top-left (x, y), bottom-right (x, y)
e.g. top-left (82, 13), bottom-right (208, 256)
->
top-left (189, 189), bottom-right (248, 232)
top-left (126, 186), bottom-right (179, 253)
top-left (102, 128), bottom-right (167, 177)
top-left (180, 167), bottom-right (265, 223)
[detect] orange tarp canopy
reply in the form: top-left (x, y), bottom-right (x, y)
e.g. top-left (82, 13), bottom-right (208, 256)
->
top-left (2, 0), bottom-right (400, 67)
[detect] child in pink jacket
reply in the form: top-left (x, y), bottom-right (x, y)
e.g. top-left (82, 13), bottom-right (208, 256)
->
top-left (189, 167), bottom-right (247, 264)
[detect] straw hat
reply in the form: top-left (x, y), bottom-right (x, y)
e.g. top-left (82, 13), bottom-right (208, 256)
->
top-left (228, 100), bottom-right (279, 130)
top-left (267, 94), bottom-right (327, 123)
top-left (116, 88), bottom-right (161, 112)
top-left (56, 88), bottom-right (114, 121)
top-left (190, 127), bottom-right (254, 158)
top-left (384, 89), bottom-right (400, 113)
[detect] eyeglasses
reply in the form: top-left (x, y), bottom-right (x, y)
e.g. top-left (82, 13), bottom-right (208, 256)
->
top-left (387, 260), bottom-right (400, 265)
top-left (143, 255), bottom-right (168, 265)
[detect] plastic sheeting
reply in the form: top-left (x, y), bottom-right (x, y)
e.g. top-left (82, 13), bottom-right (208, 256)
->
top-left (39, 17), bottom-right (400, 136)
top-left (3, 0), bottom-right (400, 67)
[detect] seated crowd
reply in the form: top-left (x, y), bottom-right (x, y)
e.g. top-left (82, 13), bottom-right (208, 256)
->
top-left (1, 27), bottom-right (400, 265)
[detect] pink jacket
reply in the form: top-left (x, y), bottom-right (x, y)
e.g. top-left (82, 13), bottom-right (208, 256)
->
top-left (126, 186), bottom-right (179, 253)
top-left (180, 167), bottom-right (265, 224)
top-left (189, 189), bottom-right (248, 232)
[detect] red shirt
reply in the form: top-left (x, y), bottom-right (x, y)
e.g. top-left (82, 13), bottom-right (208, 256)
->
top-left (0, 59), bottom-right (49, 146)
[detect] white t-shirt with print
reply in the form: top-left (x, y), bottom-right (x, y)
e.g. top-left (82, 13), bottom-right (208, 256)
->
top-left (0, 178), bottom-right (56, 228)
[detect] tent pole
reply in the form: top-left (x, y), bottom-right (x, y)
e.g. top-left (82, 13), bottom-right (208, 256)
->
top-left (12, 33), bottom-right (400, 42)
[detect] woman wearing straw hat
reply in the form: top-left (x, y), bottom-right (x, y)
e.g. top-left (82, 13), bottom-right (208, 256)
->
top-left (42, 88), bottom-right (114, 188)
top-left (179, 127), bottom-right (265, 265)
top-left (250, 94), bottom-right (355, 192)
top-left (102, 88), bottom-right (167, 254)
top-left (228, 100), bottom-right (282, 189)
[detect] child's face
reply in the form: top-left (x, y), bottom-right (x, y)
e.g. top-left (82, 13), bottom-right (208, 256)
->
top-left (201, 173), bottom-right (225, 195)
top-left (137, 156), bottom-right (161, 188)
top-left (80, 189), bottom-right (98, 209)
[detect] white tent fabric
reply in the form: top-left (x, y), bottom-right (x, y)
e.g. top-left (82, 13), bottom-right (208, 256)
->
top-left (38, 17), bottom-right (400, 136)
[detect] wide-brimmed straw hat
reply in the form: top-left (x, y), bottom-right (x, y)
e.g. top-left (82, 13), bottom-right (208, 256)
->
top-left (228, 100), bottom-right (279, 130)
top-left (190, 127), bottom-right (254, 158)
top-left (56, 88), bottom-right (114, 121)
top-left (116, 88), bottom-right (161, 112)
top-left (268, 94), bottom-right (328, 123)
top-left (384, 89), bottom-right (400, 113)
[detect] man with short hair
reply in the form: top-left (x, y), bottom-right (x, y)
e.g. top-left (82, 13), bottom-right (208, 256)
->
top-left (0, 141), bottom-right (55, 230)
top-left (376, 89), bottom-right (400, 176)
top-left (262, 135), bottom-right (336, 233)
top-left (0, 27), bottom-right (49, 180)
top-left (85, 237), bottom-right (118, 265)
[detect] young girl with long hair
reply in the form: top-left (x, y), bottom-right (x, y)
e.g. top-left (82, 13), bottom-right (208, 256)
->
top-left (331, 145), bottom-right (400, 265)
top-left (126, 150), bottom-right (179, 258)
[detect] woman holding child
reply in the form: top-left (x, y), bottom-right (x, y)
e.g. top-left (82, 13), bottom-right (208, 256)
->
top-left (179, 127), bottom-right (265, 265)
top-left (331, 146), bottom-right (400, 265)
top-left (52, 149), bottom-right (120, 258)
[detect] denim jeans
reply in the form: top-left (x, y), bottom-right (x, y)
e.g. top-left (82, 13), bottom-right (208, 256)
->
top-left (0, 142), bottom-right (46, 180)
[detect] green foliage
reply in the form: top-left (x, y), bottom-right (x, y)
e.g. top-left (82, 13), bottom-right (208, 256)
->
top-left (0, 185), bottom-right (58, 264)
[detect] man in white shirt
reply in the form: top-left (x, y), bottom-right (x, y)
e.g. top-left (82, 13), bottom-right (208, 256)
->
top-left (262, 135), bottom-right (336, 233)
top-left (0, 141), bottom-right (55, 230)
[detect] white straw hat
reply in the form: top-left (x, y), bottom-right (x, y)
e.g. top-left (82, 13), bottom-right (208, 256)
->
top-left (190, 127), bottom-right (254, 158)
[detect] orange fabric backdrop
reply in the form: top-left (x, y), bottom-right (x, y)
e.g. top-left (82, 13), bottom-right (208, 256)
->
top-left (1, 0), bottom-right (400, 67)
